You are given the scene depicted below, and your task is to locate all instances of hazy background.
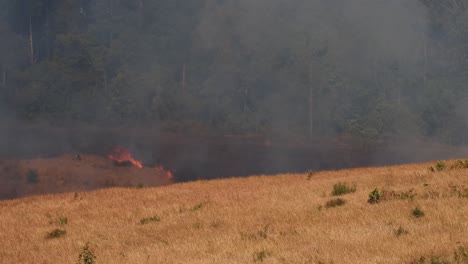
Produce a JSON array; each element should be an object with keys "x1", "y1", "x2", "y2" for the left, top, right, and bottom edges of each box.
[{"x1": 1, "y1": 0, "x2": 468, "y2": 181}]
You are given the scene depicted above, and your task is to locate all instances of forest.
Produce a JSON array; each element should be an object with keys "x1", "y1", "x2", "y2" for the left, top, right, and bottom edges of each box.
[{"x1": 0, "y1": 0, "x2": 467, "y2": 144}]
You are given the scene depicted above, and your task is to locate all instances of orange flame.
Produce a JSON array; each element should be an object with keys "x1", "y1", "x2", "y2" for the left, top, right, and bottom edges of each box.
[
  {"x1": 156, "y1": 165, "x2": 174, "y2": 180},
  {"x1": 107, "y1": 147, "x2": 143, "y2": 168}
]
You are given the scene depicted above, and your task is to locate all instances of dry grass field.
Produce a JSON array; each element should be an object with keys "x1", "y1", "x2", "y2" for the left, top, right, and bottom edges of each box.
[{"x1": 1, "y1": 160, "x2": 468, "y2": 263}]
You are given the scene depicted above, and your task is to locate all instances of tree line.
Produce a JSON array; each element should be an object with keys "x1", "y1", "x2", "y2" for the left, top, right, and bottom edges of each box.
[{"x1": 0, "y1": 0, "x2": 467, "y2": 144}]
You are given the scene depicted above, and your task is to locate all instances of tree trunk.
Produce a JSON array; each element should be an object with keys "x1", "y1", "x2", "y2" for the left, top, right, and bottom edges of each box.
[
  {"x1": 2, "y1": 64, "x2": 5, "y2": 86},
  {"x1": 182, "y1": 63, "x2": 186, "y2": 89},
  {"x1": 309, "y1": 84, "x2": 314, "y2": 138},
  {"x1": 45, "y1": 6, "x2": 50, "y2": 59},
  {"x1": 423, "y1": 36, "x2": 427, "y2": 88},
  {"x1": 108, "y1": 0, "x2": 114, "y2": 50},
  {"x1": 29, "y1": 15, "x2": 34, "y2": 65}
]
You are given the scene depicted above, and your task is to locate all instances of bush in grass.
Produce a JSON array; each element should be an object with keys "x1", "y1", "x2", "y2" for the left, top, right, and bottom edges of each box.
[
  {"x1": 412, "y1": 207, "x2": 425, "y2": 218},
  {"x1": 332, "y1": 182, "x2": 357, "y2": 196},
  {"x1": 46, "y1": 229, "x2": 66, "y2": 239},
  {"x1": 325, "y1": 198, "x2": 346, "y2": 208},
  {"x1": 368, "y1": 188, "x2": 382, "y2": 204},
  {"x1": 77, "y1": 242, "x2": 96, "y2": 264},
  {"x1": 139, "y1": 216, "x2": 160, "y2": 225}
]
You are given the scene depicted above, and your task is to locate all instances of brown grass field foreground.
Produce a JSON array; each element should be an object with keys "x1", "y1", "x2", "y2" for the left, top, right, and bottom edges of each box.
[{"x1": 1, "y1": 160, "x2": 468, "y2": 263}]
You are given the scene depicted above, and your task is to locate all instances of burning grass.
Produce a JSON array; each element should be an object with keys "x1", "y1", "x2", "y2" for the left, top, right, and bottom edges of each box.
[
  {"x1": 0, "y1": 153, "x2": 172, "y2": 199},
  {"x1": 0, "y1": 160, "x2": 468, "y2": 263}
]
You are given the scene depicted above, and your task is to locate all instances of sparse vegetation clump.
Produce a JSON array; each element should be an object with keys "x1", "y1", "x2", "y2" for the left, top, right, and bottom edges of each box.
[
  {"x1": 454, "y1": 245, "x2": 468, "y2": 263},
  {"x1": 191, "y1": 203, "x2": 203, "y2": 211},
  {"x1": 412, "y1": 245, "x2": 468, "y2": 264},
  {"x1": 241, "y1": 225, "x2": 269, "y2": 241},
  {"x1": 383, "y1": 188, "x2": 417, "y2": 201},
  {"x1": 429, "y1": 160, "x2": 468, "y2": 172},
  {"x1": 450, "y1": 160, "x2": 468, "y2": 170},
  {"x1": 58, "y1": 217, "x2": 68, "y2": 225},
  {"x1": 253, "y1": 250, "x2": 272, "y2": 262},
  {"x1": 139, "y1": 216, "x2": 160, "y2": 225},
  {"x1": 368, "y1": 188, "x2": 382, "y2": 204},
  {"x1": 394, "y1": 226, "x2": 409, "y2": 237},
  {"x1": 325, "y1": 198, "x2": 346, "y2": 208},
  {"x1": 26, "y1": 169, "x2": 39, "y2": 184},
  {"x1": 46, "y1": 229, "x2": 66, "y2": 239},
  {"x1": 77, "y1": 242, "x2": 96, "y2": 264},
  {"x1": 412, "y1": 207, "x2": 425, "y2": 218},
  {"x1": 436, "y1": 161, "x2": 446, "y2": 171},
  {"x1": 332, "y1": 182, "x2": 356, "y2": 196}
]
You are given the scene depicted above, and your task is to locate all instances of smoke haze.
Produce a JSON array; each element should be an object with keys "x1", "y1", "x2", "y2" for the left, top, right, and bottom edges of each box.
[{"x1": 0, "y1": 0, "x2": 467, "y2": 193}]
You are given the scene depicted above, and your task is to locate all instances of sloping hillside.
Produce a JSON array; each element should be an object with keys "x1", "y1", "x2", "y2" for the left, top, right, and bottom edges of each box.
[
  {"x1": 0, "y1": 154, "x2": 172, "y2": 199},
  {"x1": 1, "y1": 160, "x2": 468, "y2": 263}
]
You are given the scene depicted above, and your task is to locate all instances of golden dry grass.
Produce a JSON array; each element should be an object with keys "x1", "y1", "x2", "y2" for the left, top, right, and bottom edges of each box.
[{"x1": 1, "y1": 160, "x2": 468, "y2": 263}]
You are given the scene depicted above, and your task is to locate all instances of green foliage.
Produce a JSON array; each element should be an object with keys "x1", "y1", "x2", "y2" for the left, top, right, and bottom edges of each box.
[
  {"x1": 325, "y1": 198, "x2": 346, "y2": 208},
  {"x1": 77, "y1": 242, "x2": 96, "y2": 264},
  {"x1": 394, "y1": 226, "x2": 409, "y2": 237},
  {"x1": 253, "y1": 250, "x2": 272, "y2": 262},
  {"x1": 26, "y1": 169, "x2": 39, "y2": 184},
  {"x1": 436, "y1": 161, "x2": 446, "y2": 171},
  {"x1": 46, "y1": 229, "x2": 66, "y2": 239},
  {"x1": 332, "y1": 182, "x2": 357, "y2": 196},
  {"x1": 454, "y1": 245, "x2": 468, "y2": 263},
  {"x1": 412, "y1": 207, "x2": 425, "y2": 218},
  {"x1": 0, "y1": 0, "x2": 467, "y2": 143},
  {"x1": 58, "y1": 217, "x2": 68, "y2": 225},
  {"x1": 368, "y1": 188, "x2": 382, "y2": 204},
  {"x1": 139, "y1": 216, "x2": 160, "y2": 225}
]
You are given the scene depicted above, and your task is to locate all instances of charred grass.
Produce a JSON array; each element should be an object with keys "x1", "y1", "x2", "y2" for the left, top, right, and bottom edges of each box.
[{"x1": 0, "y1": 160, "x2": 468, "y2": 263}]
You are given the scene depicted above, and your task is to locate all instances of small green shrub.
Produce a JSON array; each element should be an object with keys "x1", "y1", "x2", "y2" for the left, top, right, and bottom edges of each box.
[
  {"x1": 394, "y1": 226, "x2": 409, "y2": 237},
  {"x1": 368, "y1": 188, "x2": 382, "y2": 204},
  {"x1": 26, "y1": 169, "x2": 39, "y2": 184},
  {"x1": 412, "y1": 207, "x2": 425, "y2": 218},
  {"x1": 325, "y1": 198, "x2": 346, "y2": 208},
  {"x1": 58, "y1": 217, "x2": 68, "y2": 225},
  {"x1": 454, "y1": 245, "x2": 468, "y2": 263},
  {"x1": 332, "y1": 182, "x2": 356, "y2": 196},
  {"x1": 253, "y1": 250, "x2": 271, "y2": 262},
  {"x1": 139, "y1": 216, "x2": 160, "y2": 225},
  {"x1": 77, "y1": 242, "x2": 96, "y2": 264},
  {"x1": 46, "y1": 229, "x2": 66, "y2": 239},
  {"x1": 435, "y1": 161, "x2": 446, "y2": 171}
]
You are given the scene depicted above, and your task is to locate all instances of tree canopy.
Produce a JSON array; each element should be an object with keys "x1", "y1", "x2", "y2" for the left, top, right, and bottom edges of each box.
[{"x1": 0, "y1": 0, "x2": 467, "y2": 144}]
